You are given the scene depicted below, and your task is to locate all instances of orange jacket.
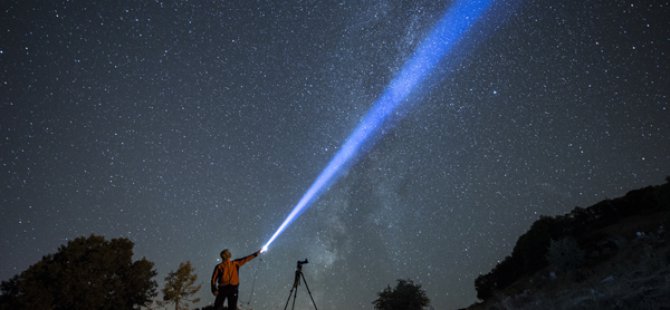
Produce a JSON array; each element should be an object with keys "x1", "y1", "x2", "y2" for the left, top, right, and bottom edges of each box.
[{"x1": 211, "y1": 252, "x2": 258, "y2": 291}]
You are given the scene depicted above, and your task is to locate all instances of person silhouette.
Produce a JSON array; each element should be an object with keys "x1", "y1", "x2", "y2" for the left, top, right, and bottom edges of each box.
[{"x1": 210, "y1": 248, "x2": 261, "y2": 310}]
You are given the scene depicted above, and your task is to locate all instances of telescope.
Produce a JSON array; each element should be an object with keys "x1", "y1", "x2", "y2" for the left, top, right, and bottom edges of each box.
[{"x1": 284, "y1": 258, "x2": 318, "y2": 310}]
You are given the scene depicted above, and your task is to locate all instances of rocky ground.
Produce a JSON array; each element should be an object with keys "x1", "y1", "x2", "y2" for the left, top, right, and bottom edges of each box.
[{"x1": 465, "y1": 216, "x2": 670, "y2": 309}]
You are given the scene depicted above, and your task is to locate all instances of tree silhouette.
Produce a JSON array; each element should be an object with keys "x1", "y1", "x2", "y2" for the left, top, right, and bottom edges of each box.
[
  {"x1": 373, "y1": 279, "x2": 430, "y2": 310},
  {"x1": 0, "y1": 235, "x2": 157, "y2": 310},
  {"x1": 162, "y1": 261, "x2": 202, "y2": 310}
]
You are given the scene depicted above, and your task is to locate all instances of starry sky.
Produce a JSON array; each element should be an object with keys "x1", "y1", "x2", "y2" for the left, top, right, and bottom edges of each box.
[{"x1": 1, "y1": 0, "x2": 669, "y2": 309}]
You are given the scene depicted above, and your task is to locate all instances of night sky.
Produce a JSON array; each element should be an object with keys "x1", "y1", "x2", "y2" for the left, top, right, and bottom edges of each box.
[{"x1": 1, "y1": 0, "x2": 669, "y2": 309}]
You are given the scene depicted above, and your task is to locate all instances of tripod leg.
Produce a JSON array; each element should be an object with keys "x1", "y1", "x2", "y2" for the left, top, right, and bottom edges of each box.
[
  {"x1": 291, "y1": 285, "x2": 298, "y2": 310},
  {"x1": 300, "y1": 272, "x2": 318, "y2": 310},
  {"x1": 283, "y1": 286, "x2": 295, "y2": 310}
]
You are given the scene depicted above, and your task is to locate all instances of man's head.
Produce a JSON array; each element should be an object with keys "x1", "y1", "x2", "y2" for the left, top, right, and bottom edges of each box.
[{"x1": 220, "y1": 249, "x2": 232, "y2": 261}]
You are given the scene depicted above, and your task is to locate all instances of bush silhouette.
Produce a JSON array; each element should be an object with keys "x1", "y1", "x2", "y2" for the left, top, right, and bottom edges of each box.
[{"x1": 373, "y1": 279, "x2": 430, "y2": 310}]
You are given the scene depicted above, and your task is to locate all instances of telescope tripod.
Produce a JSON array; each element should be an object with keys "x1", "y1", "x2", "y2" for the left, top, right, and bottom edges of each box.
[{"x1": 283, "y1": 260, "x2": 318, "y2": 310}]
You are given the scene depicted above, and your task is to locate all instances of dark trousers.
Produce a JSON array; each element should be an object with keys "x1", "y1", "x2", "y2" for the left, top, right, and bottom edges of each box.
[{"x1": 214, "y1": 285, "x2": 239, "y2": 310}]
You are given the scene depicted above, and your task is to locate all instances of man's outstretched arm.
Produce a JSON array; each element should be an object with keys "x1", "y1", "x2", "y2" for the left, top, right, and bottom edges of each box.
[{"x1": 235, "y1": 249, "x2": 261, "y2": 266}]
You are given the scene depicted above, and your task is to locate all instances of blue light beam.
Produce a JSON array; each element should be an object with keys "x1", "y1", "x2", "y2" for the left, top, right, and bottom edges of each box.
[{"x1": 262, "y1": 0, "x2": 495, "y2": 253}]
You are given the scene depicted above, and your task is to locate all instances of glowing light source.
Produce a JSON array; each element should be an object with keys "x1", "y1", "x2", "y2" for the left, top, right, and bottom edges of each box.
[{"x1": 262, "y1": 0, "x2": 495, "y2": 252}]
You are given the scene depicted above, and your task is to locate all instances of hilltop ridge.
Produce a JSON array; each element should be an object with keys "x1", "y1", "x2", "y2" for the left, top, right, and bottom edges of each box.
[{"x1": 464, "y1": 178, "x2": 670, "y2": 309}]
